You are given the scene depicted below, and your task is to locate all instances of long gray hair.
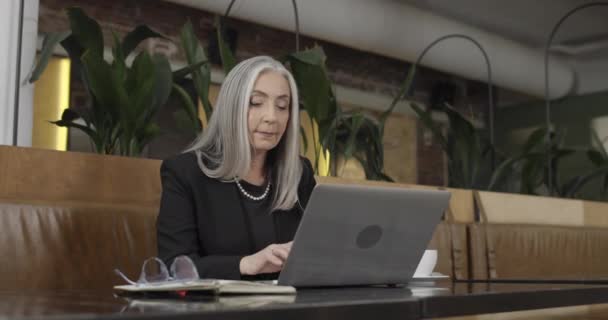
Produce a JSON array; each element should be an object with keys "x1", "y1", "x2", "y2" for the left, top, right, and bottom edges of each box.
[{"x1": 185, "y1": 56, "x2": 302, "y2": 212}]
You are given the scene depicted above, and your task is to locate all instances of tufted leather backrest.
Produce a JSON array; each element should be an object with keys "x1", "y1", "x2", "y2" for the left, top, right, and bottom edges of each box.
[
  {"x1": 0, "y1": 201, "x2": 157, "y2": 292},
  {"x1": 468, "y1": 223, "x2": 608, "y2": 280},
  {"x1": 428, "y1": 222, "x2": 469, "y2": 280}
]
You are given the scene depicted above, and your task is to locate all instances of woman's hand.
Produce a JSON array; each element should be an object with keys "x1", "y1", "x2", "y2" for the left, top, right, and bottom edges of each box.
[{"x1": 239, "y1": 242, "x2": 293, "y2": 275}]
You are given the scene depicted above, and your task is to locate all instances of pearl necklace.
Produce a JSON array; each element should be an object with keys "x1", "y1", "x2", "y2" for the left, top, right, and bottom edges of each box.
[{"x1": 235, "y1": 178, "x2": 271, "y2": 201}]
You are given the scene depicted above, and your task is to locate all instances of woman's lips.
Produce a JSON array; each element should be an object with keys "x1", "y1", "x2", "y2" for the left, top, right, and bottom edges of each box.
[{"x1": 255, "y1": 131, "x2": 276, "y2": 138}]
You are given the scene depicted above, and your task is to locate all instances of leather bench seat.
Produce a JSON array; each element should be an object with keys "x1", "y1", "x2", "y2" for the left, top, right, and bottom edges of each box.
[
  {"x1": 429, "y1": 222, "x2": 469, "y2": 280},
  {"x1": 0, "y1": 201, "x2": 157, "y2": 291},
  {"x1": 469, "y1": 223, "x2": 608, "y2": 280},
  {"x1": 0, "y1": 146, "x2": 473, "y2": 290}
]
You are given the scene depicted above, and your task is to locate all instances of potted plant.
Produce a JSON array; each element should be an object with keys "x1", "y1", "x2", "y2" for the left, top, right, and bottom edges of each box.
[{"x1": 30, "y1": 7, "x2": 205, "y2": 156}]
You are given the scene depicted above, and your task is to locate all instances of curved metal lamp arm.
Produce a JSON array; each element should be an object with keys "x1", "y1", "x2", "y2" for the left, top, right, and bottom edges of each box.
[
  {"x1": 411, "y1": 34, "x2": 495, "y2": 167},
  {"x1": 224, "y1": 0, "x2": 301, "y2": 52},
  {"x1": 544, "y1": 1, "x2": 608, "y2": 194}
]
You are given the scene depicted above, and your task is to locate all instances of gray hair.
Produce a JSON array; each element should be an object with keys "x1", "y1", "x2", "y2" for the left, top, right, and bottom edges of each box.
[{"x1": 185, "y1": 56, "x2": 302, "y2": 212}]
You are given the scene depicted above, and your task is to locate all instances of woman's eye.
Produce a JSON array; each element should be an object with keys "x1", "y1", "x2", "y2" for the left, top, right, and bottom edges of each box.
[
  {"x1": 250, "y1": 100, "x2": 263, "y2": 106},
  {"x1": 276, "y1": 100, "x2": 289, "y2": 110}
]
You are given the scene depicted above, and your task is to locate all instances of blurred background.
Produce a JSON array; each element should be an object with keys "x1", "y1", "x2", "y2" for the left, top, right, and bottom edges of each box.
[{"x1": 4, "y1": 0, "x2": 608, "y2": 202}]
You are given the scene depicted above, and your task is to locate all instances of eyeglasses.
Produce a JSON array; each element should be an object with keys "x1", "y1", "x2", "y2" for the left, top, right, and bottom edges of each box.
[{"x1": 114, "y1": 255, "x2": 199, "y2": 286}]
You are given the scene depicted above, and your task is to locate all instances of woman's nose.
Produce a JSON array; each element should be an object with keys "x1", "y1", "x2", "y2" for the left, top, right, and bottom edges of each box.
[{"x1": 262, "y1": 103, "x2": 277, "y2": 122}]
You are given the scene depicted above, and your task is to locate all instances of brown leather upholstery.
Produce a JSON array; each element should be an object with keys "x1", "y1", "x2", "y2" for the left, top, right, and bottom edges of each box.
[
  {"x1": 0, "y1": 201, "x2": 157, "y2": 291},
  {"x1": 468, "y1": 224, "x2": 489, "y2": 280},
  {"x1": 469, "y1": 223, "x2": 608, "y2": 280},
  {"x1": 0, "y1": 146, "x2": 479, "y2": 290},
  {"x1": 428, "y1": 222, "x2": 469, "y2": 280},
  {"x1": 0, "y1": 146, "x2": 161, "y2": 291}
]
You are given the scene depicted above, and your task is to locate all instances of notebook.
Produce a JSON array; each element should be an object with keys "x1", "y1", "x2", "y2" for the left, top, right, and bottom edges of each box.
[{"x1": 113, "y1": 279, "x2": 296, "y2": 295}]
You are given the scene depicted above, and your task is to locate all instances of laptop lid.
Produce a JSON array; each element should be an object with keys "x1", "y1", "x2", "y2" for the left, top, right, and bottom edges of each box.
[{"x1": 278, "y1": 183, "x2": 450, "y2": 287}]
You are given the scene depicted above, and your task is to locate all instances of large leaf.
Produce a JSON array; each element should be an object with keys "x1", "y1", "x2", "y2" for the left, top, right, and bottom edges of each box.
[
  {"x1": 329, "y1": 110, "x2": 391, "y2": 181},
  {"x1": 287, "y1": 46, "x2": 337, "y2": 142},
  {"x1": 126, "y1": 51, "x2": 157, "y2": 122},
  {"x1": 520, "y1": 153, "x2": 545, "y2": 194},
  {"x1": 590, "y1": 129, "x2": 608, "y2": 158},
  {"x1": 56, "y1": 108, "x2": 81, "y2": 122},
  {"x1": 172, "y1": 84, "x2": 201, "y2": 133},
  {"x1": 523, "y1": 127, "x2": 548, "y2": 154},
  {"x1": 445, "y1": 104, "x2": 481, "y2": 188},
  {"x1": 361, "y1": 118, "x2": 387, "y2": 180},
  {"x1": 59, "y1": 34, "x2": 85, "y2": 63},
  {"x1": 67, "y1": 7, "x2": 104, "y2": 58},
  {"x1": 29, "y1": 31, "x2": 71, "y2": 83},
  {"x1": 300, "y1": 125, "x2": 309, "y2": 154},
  {"x1": 134, "y1": 122, "x2": 162, "y2": 154},
  {"x1": 172, "y1": 60, "x2": 208, "y2": 81},
  {"x1": 122, "y1": 25, "x2": 166, "y2": 58},
  {"x1": 343, "y1": 112, "x2": 365, "y2": 160},
  {"x1": 410, "y1": 102, "x2": 447, "y2": 149},
  {"x1": 488, "y1": 155, "x2": 524, "y2": 190},
  {"x1": 111, "y1": 32, "x2": 127, "y2": 83},
  {"x1": 588, "y1": 150, "x2": 608, "y2": 167},
  {"x1": 139, "y1": 54, "x2": 173, "y2": 130},
  {"x1": 125, "y1": 51, "x2": 153, "y2": 93},
  {"x1": 80, "y1": 50, "x2": 130, "y2": 131},
  {"x1": 214, "y1": 16, "x2": 238, "y2": 74},
  {"x1": 550, "y1": 148, "x2": 577, "y2": 195},
  {"x1": 180, "y1": 20, "x2": 212, "y2": 121},
  {"x1": 487, "y1": 149, "x2": 546, "y2": 191},
  {"x1": 132, "y1": 80, "x2": 157, "y2": 132},
  {"x1": 173, "y1": 109, "x2": 201, "y2": 134},
  {"x1": 51, "y1": 109, "x2": 102, "y2": 152},
  {"x1": 561, "y1": 165, "x2": 608, "y2": 198}
]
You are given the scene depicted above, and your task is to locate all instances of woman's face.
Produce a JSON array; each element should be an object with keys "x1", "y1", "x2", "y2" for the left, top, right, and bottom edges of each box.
[{"x1": 248, "y1": 70, "x2": 291, "y2": 154}]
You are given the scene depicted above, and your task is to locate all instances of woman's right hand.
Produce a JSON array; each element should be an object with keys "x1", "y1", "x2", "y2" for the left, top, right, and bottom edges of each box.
[{"x1": 239, "y1": 242, "x2": 293, "y2": 276}]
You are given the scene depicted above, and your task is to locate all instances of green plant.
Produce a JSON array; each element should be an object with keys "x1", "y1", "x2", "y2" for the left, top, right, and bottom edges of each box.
[
  {"x1": 408, "y1": 99, "x2": 491, "y2": 189},
  {"x1": 170, "y1": 20, "x2": 211, "y2": 134},
  {"x1": 488, "y1": 127, "x2": 608, "y2": 199},
  {"x1": 285, "y1": 47, "x2": 394, "y2": 181},
  {"x1": 30, "y1": 8, "x2": 204, "y2": 156},
  {"x1": 187, "y1": 15, "x2": 395, "y2": 181},
  {"x1": 488, "y1": 128, "x2": 572, "y2": 194},
  {"x1": 566, "y1": 130, "x2": 608, "y2": 200}
]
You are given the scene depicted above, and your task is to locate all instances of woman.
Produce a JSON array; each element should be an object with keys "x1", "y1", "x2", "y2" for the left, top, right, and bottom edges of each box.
[{"x1": 157, "y1": 56, "x2": 316, "y2": 280}]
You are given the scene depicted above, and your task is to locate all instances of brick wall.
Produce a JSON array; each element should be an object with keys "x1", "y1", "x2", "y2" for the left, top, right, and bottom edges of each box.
[{"x1": 38, "y1": 0, "x2": 499, "y2": 186}]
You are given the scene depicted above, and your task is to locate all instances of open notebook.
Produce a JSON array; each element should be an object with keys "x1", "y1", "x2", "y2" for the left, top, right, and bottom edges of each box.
[{"x1": 114, "y1": 279, "x2": 296, "y2": 295}]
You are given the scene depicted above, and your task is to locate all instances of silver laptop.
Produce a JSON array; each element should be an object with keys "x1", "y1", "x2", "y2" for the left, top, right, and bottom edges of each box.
[{"x1": 278, "y1": 183, "x2": 450, "y2": 287}]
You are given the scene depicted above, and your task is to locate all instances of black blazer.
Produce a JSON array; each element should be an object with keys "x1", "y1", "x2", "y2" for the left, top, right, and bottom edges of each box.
[{"x1": 156, "y1": 152, "x2": 316, "y2": 280}]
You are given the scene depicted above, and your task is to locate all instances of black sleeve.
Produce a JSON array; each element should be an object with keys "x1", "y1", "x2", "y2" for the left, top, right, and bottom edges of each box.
[
  {"x1": 299, "y1": 157, "x2": 317, "y2": 209},
  {"x1": 156, "y1": 158, "x2": 244, "y2": 280}
]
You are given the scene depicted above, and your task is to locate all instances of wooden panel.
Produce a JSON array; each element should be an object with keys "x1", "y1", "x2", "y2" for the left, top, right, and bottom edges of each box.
[
  {"x1": 317, "y1": 175, "x2": 401, "y2": 187},
  {"x1": 382, "y1": 113, "x2": 417, "y2": 184},
  {"x1": 480, "y1": 224, "x2": 608, "y2": 280},
  {"x1": 0, "y1": 146, "x2": 477, "y2": 221},
  {"x1": 475, "y1": 191, "x2": 584, "y2": 226},
  {"x1": 0, "y1": 147, "x2": 10, "y2": 198},
  {"x1": 467, "y1": 224, "x2": 489, "y2": 280},
  {"x1": 428, "y1": 223, "x2": 454, "y2": 278},
  {"x1": 0, "y1": 146, "x2": 162, "y2": 207},
  {"x1": 317, "y1": 176, "x2": 474, "y2": 223},
  {"x1": 448, "y1": 189, "x2": 474, "y2": 223},
  {"x1": 583, "y1": 200, "x2": 608, "y2": 227}
]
